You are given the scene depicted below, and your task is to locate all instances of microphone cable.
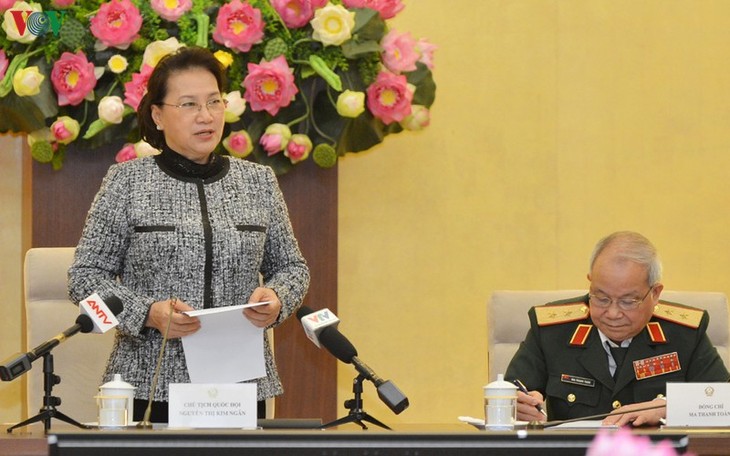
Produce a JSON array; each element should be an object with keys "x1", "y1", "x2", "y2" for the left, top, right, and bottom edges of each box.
[{"x1": 137, "y1": 298, "x2": 176, "y2": 429}]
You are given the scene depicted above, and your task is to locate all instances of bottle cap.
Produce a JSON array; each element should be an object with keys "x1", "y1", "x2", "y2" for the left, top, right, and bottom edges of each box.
[
  {"x1": 100, "y1": 373, "x2": 136, "y2": 390},
  {"x1": 483, "y1": 374, "x2": 518, "y2": 397}
]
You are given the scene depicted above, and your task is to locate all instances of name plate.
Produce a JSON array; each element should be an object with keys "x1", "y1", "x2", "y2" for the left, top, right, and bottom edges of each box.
[
  {"x1": 666, "y1": 382, "x2": 730, "y2": 427},
  {"x1": 168, "y1": 383, "x2": 257, "y2": 429}
]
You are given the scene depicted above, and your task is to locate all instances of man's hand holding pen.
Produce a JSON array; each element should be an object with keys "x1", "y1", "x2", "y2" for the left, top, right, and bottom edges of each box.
[{"x1": 513, "y1": 379, "x2": 548, "y2": 422}]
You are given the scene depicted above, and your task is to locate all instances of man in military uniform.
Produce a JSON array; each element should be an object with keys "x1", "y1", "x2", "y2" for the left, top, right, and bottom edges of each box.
[{"x1": 505, "y1": 231, "x2": 730, "y2": 426}]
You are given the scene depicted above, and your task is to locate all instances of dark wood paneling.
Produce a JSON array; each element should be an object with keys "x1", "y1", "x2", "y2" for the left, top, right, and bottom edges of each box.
[
  {"x1": 276, "y1": 159, "x2": 337, "y2": 422},
  {"x1": 31, "y1": 145, "x2": 337, "y2": 422}
]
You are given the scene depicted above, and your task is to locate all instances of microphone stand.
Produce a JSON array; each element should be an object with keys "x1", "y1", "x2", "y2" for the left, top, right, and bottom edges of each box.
[
  {"x1": 7, "y1": 353, "x2": 91, "y2": 433},
  {"x1": 320, "y1": 374, "x2": 391, "y2": 430}
]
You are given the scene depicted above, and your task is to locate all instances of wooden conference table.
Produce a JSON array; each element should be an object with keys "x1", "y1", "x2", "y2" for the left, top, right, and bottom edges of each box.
[{"x1": 2, "y1": 422, "x2": 730, "y2": 455}]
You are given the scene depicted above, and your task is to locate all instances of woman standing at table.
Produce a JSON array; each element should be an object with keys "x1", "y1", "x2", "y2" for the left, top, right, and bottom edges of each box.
[{"x1": 68, "y1": 47, "x2": 310, "y2": 422}]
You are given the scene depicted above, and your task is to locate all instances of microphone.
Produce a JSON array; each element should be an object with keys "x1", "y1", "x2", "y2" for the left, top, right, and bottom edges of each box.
[
  {"x1": 0, "y1": 294, "x2": 123, "y2": 382},
  {"x1": 526, "y1": 404, "x2": 667, "y2": 430},
  {"x1": 298, "y1": 307, "x2": 341, "y2": 350},
  {"x1": 296, "y1": 306, "x2": 410, "y2": 414},
  {"x1": 78, "y1": 292, "x2": 122, "y2": 333}
]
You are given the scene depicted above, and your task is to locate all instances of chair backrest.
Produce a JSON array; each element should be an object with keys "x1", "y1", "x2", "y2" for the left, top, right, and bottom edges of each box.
[
  {"x1": 25, "y1": 247, "x2": 116, "y2": 423},
  {"x1": 487, "y1": 289, "x2": 730, "y2": 382},
  {"x1": 25, "y1": 247, "x2": 277, "y2": 421}
]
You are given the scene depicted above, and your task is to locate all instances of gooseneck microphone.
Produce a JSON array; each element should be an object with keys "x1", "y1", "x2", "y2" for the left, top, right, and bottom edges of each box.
[
  {"x1": 296, "y1": 306, "x2": 410, "y2": 414},
  {"x1": 0, "y1": 294, "x2": 123, "y2": 381}
]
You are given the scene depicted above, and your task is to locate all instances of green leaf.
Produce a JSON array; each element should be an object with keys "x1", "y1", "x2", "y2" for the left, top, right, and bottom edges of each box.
[
  {"x1": 336, "y1": 113, "x2": 385, "y2": 154},
  {"x1": 407, "y1": 63, "x2": 437, "y2": 108},
  {"x1": 352, "y1": 8, "x2": 385, "y2": 41},
  {"x1": 83, "y1": 118, "x2": 109, "y2": 139},
  {"x1": 0, "y1": 92, "x2": 51, "y2": 134},
  {"x1": 341, "y1": 40, "x2": 382, "y2": 59}
]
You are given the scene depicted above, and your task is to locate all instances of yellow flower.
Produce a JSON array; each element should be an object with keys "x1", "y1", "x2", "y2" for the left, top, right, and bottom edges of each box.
[
  {"x1": 310, "y1": 3, "x2": 355, "y2": 47},
  {"x1": 142, "y1": 38, "x2": 184, "y2": 68},
  {"x1": 336, "y1": 90, "x2": 365, "y2": 118},
  {"x1": 214, "y1": 50, "x2": 233, "y2": 69},
  {"x1": 13, "y1": 66, "x2": 44, "y2": 96},
  {"x1": 108, "y1": 55, "x2": 128, "y2": 74},
  {"x1": 2, "y1": 1, "x2": 42, "y2": 44}
]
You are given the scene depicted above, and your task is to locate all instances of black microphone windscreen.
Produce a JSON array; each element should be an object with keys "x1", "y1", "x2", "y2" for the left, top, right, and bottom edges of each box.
[
  {"x1": 75, "y1": 314, "x2": 95, "y2": 333},
  {"x1": 105, "y1": 295, "x2": 124, "y2": 315},
  {"x1": 296, "y1": 306, "x2": 314, "y2": 320},
  {"x1": 318, "y1": 327, "x2": 357, "y2": 363}
]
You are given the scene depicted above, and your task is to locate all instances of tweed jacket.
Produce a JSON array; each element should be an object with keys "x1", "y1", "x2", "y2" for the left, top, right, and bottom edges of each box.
[
  {"x1": 68, "y1": 155, "x2": 310, "y2": 401},
  {"x1": 505, "y1": 295, "x2": 730, "y2": 420}
]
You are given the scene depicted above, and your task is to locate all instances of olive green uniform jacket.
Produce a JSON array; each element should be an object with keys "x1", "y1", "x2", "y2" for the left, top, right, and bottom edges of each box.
[{"x1": 505, "y1": 295, "x2": 730, "y2": 420}]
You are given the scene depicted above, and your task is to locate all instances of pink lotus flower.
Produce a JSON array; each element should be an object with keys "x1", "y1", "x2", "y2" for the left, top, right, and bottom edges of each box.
[
  {"x1": 374, "y1": 0, "x2": 404, "y2": 19},
  {"x1": 123, "y1": 64, "x2": 154, "y2": 111},
  {"x1": 0, "y1": 50, "x2": 8, "y2": 80},
  {"x1": 259, "y1": 123, "x2": 291, "y2": 156},
  {"x1": 90, "y1": 0, "x2": 143, "y2": 49},
  {"x1": 381, "y1": 29, "x2": 418, "y2": 74},
  {"x1": 50, "y1": 116, "x2": 80, "y2": 144},
  {"x1": 400, "y1": 105, "x2": 430, "y2": 131},
  {"x1": 416, "y1": 38, "x2": 437, "y2": 70},
  {"x1": 366, "y1": 71, "x2": 412, "y2": 125},
  {"x1": 587, "y1": 428, "x2": 684, "y2": 456},
  {"x1": 272, "y1": 0, "x2": 327, "y2": 29},
  {"x1": 285, "y1": 134, "x2": 312, "y2": 163},
  {"x1": 0, "y1": 0, "x2": 16, "y2": 12},
  {"x1": 115, "y1": 143, "x2": 137, "y2": 163},
  {"x1": 213, "y1": 0, "x2": 265, "y2": 53},
  {"x1": 151, "y1": 0, "x2": 192, "y2": 22},
  {"x1": 223, "y1": 130, "x2": 253, "y2": 158},
  {"x1": 342, "y1": 0, "x2": 404, "y2": 19},
  {"x1": 242, "y1": 56, "x2": 299, "y2": 116},
  {"x1": 51, "y1": 51, "x2": 97, "y2": 106}
]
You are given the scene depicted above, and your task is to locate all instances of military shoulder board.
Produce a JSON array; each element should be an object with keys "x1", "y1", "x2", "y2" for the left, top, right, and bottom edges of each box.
[
  {"x1": 535, "y1": 302, "x2": 589, "y2": 327},
  {"x1": 652, "y1": 302, "x2": 703, "y2": 329}
]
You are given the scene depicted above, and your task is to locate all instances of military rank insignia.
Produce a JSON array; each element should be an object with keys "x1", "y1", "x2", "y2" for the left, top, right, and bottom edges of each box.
[
  {"x1": 569, "y1": 324, "x2": 593, "y2": 346},
  {"x1": 645, "y1": 322, "x2": 667, "y2": 343},
  {"x1": 535, "y1": 302, "x2": 589, "y2": 326},
  {"x1": 652, "y1": 302, "x2": 703, "y2": 328},
  {"x1": 633, "y1": 352, "x2": 681, "y2": 380}
]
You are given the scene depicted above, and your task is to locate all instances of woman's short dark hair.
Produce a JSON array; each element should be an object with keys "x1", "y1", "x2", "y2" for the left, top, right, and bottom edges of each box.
[{"x1": 137, "y1": 46, "x2": 227, "y2": 149}]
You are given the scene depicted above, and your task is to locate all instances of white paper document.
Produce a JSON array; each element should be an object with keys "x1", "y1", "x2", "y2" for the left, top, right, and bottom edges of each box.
[
  {"x1": 546, "y1": 420, "x2": 618, "y2": 430},
  {"x1": 181, "y1": 303, "x2": 268, "y2": 383}
]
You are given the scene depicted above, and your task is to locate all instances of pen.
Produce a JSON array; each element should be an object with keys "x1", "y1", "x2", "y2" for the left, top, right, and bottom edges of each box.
[{"x1": 512, "y1": 379, "x2": 548, "y2": 417}]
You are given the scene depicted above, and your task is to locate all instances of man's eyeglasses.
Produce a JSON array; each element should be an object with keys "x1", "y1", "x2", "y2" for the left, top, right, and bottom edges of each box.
[
  {"x1": 158, "y1": 98, "x2": 228, "y2": 114},
  {"x1": 588, "y1": 286, "x2": 654, "y2": 311}
]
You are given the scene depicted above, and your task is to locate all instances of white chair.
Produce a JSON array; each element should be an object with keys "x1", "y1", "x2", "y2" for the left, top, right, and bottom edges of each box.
[
  {"x1": 25, "y1": 247, "x2": 115, "y2": 424},
  {"x1": 487, "y1": 290, "x2": 730, "y2": 382}
]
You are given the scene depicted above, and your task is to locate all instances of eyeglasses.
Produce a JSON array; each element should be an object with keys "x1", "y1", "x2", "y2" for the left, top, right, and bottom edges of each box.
[
  {"x1": 158, "y1": 98, "x2": 228, "y2": 114},
  {"x1": 588, "y1": 286, "x2": 654, "y2": 311}
]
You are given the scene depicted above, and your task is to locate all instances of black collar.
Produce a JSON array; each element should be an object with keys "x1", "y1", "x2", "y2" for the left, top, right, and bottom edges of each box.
[{"x1": 155, "y1": 145, "x2": 226, "y2": 180}]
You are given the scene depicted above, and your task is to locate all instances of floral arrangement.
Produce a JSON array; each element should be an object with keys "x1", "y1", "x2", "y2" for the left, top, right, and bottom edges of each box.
[
  {"x1": 587, "y1": 428, "x2": 692, "y2": 456},
  {"x1": 0, "y1": 0, "x2": 436, "y2": 174}
]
